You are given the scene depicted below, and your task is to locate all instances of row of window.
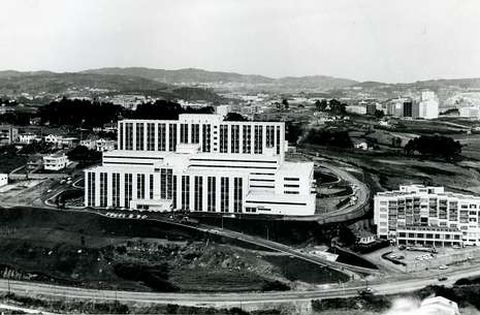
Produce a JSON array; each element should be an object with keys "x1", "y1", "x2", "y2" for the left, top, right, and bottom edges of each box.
[{"x1": 119, "y1": 122, "x2": 282, "y2": 154}]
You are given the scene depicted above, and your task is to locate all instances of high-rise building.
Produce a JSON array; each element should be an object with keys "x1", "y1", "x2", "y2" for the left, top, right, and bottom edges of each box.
[
  {"x1": 374, "y1": 185, "x2": 480, "y2": 246},
  {"x1": 418, "y1": 90, "x2": 439, "y2": 119},
  {"x1": 84, "y1": 113, "x2": 316, "y2": 216}
]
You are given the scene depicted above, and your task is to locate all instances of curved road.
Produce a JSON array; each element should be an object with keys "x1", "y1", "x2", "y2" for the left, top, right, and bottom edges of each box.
[{"x1": 1, "y1": 265, "x2": 479, "y2": 308}]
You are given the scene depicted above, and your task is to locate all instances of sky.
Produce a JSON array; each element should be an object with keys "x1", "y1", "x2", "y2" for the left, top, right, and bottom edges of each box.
[{"x1": 1, "y1": 0, "x2": 480, "y2": 83}]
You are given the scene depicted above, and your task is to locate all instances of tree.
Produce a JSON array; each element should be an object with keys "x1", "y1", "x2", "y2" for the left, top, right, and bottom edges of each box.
[
  {"x1": 329, "y1": 99, "x2": 347, "y2": 115},
  {"x1": 223, "y1": 112, "x2": 249, "y2": 121},
  {"x1": 282, "y1": 99, "x2": 289, "y2": 110},
  {"x1": 303, "y1": 129, "x2": 353, "y2": 148},
  {"x1": 374, "y1": 110, "x2": 385, "y2": 119},
  {"x1": 315, "y1": 99, "x2": 328, "y2": 111},
  {"x1": 67, "y1": 145, "x2": 102, "y2": 164},
  {"x1": 404, "y1": 135, "x2": 462, "y2": 160}
]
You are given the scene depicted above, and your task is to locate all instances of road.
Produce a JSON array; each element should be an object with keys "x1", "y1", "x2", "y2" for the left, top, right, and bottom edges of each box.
[
  {"x1": 294, "y1": 151, "x2": 371, "y2": 224},
  {"x1": 1, "y1": 265, "x2": 479, "y2": 308}
]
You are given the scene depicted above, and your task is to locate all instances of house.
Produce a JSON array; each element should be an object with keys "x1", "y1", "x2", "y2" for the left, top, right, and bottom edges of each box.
[
  {"x1": 353, "y1": 139, "x2": 369, "y2": 150},
  {"x1": 0, "y1": 173, "x2": 8, "y2": 187},
  {"x1": 356, "y1": 230, "x2": 377, "y2": 245},
  {"x1": 43, "y1": 153, "x2": 70, "y2": 171}
]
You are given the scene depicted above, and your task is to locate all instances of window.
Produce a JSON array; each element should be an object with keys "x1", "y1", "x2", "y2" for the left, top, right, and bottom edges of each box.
[
  {"x1": 266, "y1": 125, "x2": 275, "y2": 148},
  {"x1": 231, "y1": 125, "x2": 240, "y2": 153},
  {"x1": 112, "y1": 173, "x2": 120, "y2": 208},
  {"x1": 172, "y1": 175, "x2": 177, "y2": 208},
  {"x1": 180, "y1": 123, "x2": 189, "y2": 143},
  {"x1": 181, "y1": 175, "x2": 190, "y2": 210},
  {"x1": 158, "y1": 123, "x2": 166, "y2": 151},
  {"x1": 149, "y1": 174, "x2": 154, "y2": 199},
  {"x1": 276, "y1": 126, "x2": 281, "y2": 155},
  {"x1": 100, "y1": 172, "x2": 108, "y2": 207},
  {"x1": 202, "y1": 124, "x2": 211, "y2": 152},
  {"x1": 220, "y1": 125, "x2": 228, "y2": 153},
  {"x1": 136, "y1": 123, "x2": 144, "y2": 150},
  {"x1": 192, "y1": 124, "x2": 200, "y2": 144},
  {"x1": 242, "y1": 125, "x2": 251, "y2": 153},
  {"x1": 169, "y1": 123, "x2": 177, "y2": 151},
  {"x1": 119, "y1": 123, "x2": 124, "y2": 150},
  {"x1": 124, "y1": 173, "x2": 132, "y2": 208},
  {"x1": 125, "y1": 123, "x2": 133, "y2": 150},
  {"x1": 254, "y1": 125, "x2": 263, "y2": 154},
  {"x1": 207, "y1": 176, "x2": 216, "y2": 212},
  {"x1": 87, "y1": 172, "x2": 96, "y2": 207},
  {"x1": 194, "y1": 176, "x2": 203, "y2": 211},
  {"x1": 147, "y1": 123, "x2": 155, "y2": 151},
  {"x1": 221, "y1": 177, "x2": 229, "y2": 212},
  {"x1": 137, "y1": 174, "x2": 145, "y2": 199},
  {"x1": 234, "y1": 177, "x2": 243, "y2": 213}
]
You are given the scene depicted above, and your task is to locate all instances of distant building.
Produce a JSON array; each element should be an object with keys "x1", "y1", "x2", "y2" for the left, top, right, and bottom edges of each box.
[
  {"x1": 418, "y1": 90, "x2": 439, "y2": 119},
  {"x1": 0, "y1": 173, "x2": 8, "y2": 187},
  {"x1": 366, "y1": 103, "x2": 378, "y2": 115},
  {"x1": 18, "y1": 133, "x2": 41, "y2": 144},
  {"x1": 44, "y1": 134, "x2": 79, "y2": 149},
  {"x1": 80, "y1": 138, "x2": 116, "y2": 152},
  {"x1": 345, "y1": 105, "x2": 367, "y2": 115},
  {"x1": 459, "y1": 105, "x2": 480, "y2": 119},
  {"x1": 374, "y1": 185, "x2": 480, "y2": 247},
  {"x1": 43, "y1": 153, "x2": 70, "y2": 171},
  {"x1": 0, "y1": 125, "x2": 18, "y2": 145}
]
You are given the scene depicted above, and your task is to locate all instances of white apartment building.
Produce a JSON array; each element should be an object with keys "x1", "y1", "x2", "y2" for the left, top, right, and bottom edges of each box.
[
  {"x1": 418, "y1": 90, "x2": 439, "y2": 119},
  {"x1": 43, "y1": 153, "x2": 70, "y2": 171},
  {"x1": 374, "y1": 185, "x2": 480, "y2": 247},
  {"x1": 84, "y1": 113, "x2": 316, "y2": 216}
]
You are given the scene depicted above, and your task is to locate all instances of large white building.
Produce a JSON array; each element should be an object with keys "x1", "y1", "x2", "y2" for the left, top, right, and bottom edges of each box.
[
  {"x1": 43, "y1": 153, "x2": 70, "y2": 171},
  {"x1": 374, "y1": 185, "x2": 480, "y2": 247},
  {"x1": 84, "y1": 114, "x2": 316, "y2": 216}
]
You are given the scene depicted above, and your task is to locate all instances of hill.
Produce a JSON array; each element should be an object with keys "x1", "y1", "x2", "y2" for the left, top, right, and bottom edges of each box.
[
  {"x1": 82, "y1": 67, "x2": 358, "y2": 92},
  {"x1": 0, "y1": 72, "x2": 224, "y2": 103}
]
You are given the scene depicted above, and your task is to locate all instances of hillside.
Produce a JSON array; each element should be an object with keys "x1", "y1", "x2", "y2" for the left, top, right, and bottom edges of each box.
[{"x1": 0, "y1": 72, "x2": 224, "y2": 103}]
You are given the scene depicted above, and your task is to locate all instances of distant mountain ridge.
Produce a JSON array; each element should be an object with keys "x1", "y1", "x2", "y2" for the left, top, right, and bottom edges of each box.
[{"x1": 81, "y1": 67, "x2": 358, "y2": 91}]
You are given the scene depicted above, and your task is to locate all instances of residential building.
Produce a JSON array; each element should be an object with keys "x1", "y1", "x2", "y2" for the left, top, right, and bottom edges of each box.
[
  {"x1": 80, "y1": 138, "x2": 116, "y2": 152},
  {"x1": 18, "y1": 133, "x2": 41, "y2": 144},
  {"x1": 44, "y1": 134, "x2": 79, "y2": 149},
  {"x1": 84, "y1": 113, "x2": 316, "y2": 215},
  {"x1": 43, "y1": 153, "x2": 70, "y2": 171},
  {"x1": 0, "y1": 125, "x2": 18, "y2": 145},
  {"x1": 374, "y1": 185, "x2": 480, "y2": 246}
]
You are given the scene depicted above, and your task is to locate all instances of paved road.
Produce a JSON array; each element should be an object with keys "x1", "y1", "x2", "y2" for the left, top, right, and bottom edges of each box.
[{"x1": 1, "y1": 265, "x2": 479, "y2": 307}]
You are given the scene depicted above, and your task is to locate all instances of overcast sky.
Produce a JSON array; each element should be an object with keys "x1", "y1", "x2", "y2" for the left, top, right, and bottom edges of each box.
[{"x1": 1, "y1": 0, "x2": 479, "y2": 83}]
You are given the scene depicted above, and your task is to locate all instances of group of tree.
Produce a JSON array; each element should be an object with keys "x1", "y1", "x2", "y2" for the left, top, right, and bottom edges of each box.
[
  {"x1": 223, "y1": 112, "x2": 249, "y2": 121},
  {"x1": 285, "y1": 121, "x2": 303, "y2": 145},
  {"x1": 314, "y1": 99, "x2": 347, "y2": 115},
  {"x1": 38, "y1": 98, "x2": 216, "y2": 128},
  {"x1": 303, "y1": 129, "x2": 353, "y2": 148},
  {"x1": 39, "y1": 97, "x2": 123, "y2": 127},
  {"x1": 125, "y1": 100, "x2": 214, "y2": 120},
  {"x1": 67, "y1": 145, "x2": 102, "y2": 165},
  {"x1": 274, "y1": 99, "x2": 290, "y2": 111},
  {"x1": 404, "y1": 135, "x2": 462, "y2": 160}
]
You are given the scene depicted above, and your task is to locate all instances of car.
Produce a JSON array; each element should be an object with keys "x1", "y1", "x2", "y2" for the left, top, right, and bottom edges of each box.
[
  {"x1": 438, "y1": 277, "x2": 448, "y2": 282},
  {"x1": 47, "y1": 189, "x2": 53, "y2": 193},
  {"x1": 398, "y1": 245, "x2": 406, "y2": 250},
  {"x1": 439, "y1": 265, "x2": 448, "y2": 270},
  {"x1": 358, "y1": 287, "x2": 374, "y2": 295},
  {"x1": 452, "y1": 245, "x2": 461, "y2": 249}
]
